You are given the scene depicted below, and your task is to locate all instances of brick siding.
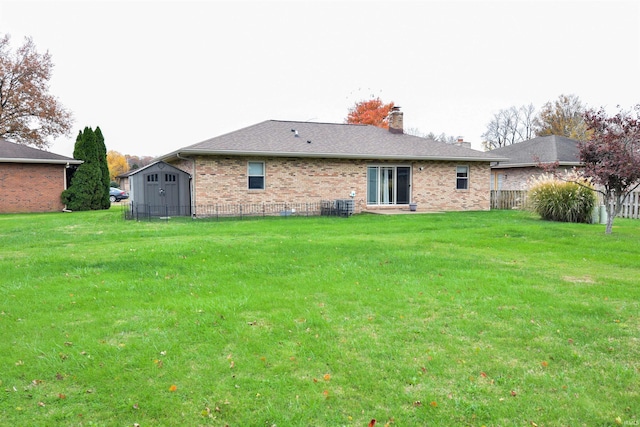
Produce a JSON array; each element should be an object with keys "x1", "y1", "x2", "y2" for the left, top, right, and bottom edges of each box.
[
  {"x1": 169, "y1": 156, "x2": 491, "y2": 214},
  {"x1": 0, "y1": 163, "x2": 66, "y2": 213},
  {"x1": 492, "y1": 166, "x2": 577, "y2": 191}
]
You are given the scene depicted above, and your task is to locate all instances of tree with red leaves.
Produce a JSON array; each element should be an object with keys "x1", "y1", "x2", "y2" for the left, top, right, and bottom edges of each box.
[
  {"x1": 345, "y1": 98, "x2": 394, "y2": 129},
  {"x1": 580, "y1": 105, "x2": 640, "y2": 234}
]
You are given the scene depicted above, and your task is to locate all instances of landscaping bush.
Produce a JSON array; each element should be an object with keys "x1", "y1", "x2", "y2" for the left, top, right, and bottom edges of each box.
[{"x1": 528, "y1": 174, "x2": 596, "y2": 223}]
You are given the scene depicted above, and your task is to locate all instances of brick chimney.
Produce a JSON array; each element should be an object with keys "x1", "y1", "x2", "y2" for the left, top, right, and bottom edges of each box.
[
  {"x1": 456, "y1": 137, "x2": 471, "y2": 149},
  {"x1": 388, "y1": 106, "x2": 403, "y2": 134}
]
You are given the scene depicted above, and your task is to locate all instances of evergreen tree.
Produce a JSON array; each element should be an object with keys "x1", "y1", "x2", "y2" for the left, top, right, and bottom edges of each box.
[
  {"x1": 94, "y1": 127, "x2": 111, "y2": 209},
  {"x1": 61, "y1": 127, "x2": 109, "y2": 211}
]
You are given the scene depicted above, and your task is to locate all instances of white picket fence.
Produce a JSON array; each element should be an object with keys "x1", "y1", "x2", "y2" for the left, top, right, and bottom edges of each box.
[
  {"x1": 491, "y1": 190, "x2": 640, "y2": 219},
  {"x1": 619, "y1": 190, "x2": 640, "y2": 219}
]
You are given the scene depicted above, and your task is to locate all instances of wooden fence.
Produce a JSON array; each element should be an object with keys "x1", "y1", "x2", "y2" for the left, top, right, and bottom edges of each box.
[
  {"x1": 491, "y1": 190, "x2": 640, "y2": 219},
  {"x1": 490, "y1": 190, "x2": 528, "y2": 210}
]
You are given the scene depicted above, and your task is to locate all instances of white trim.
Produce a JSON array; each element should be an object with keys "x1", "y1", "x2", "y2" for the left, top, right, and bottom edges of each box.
[
  {"x1": 247, "y1": 161, "x2": 265, "y2": 190},
  {"x1": 366, "y1": 164, "x2": 412, "y2": 206},
  {"x1": 0, "y1": 157, "x2": 82, "y2": 165},
  {"x1": 456, "y1": 165, "x2": 470, "y2": 190},
  {"x1": 160, "y1": 149, "x2": 507, "y2": 163}
]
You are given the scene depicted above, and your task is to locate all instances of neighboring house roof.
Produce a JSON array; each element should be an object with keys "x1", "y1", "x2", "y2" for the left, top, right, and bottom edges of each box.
[
  {"x1": 489, "y1": 135, "x2": 581, "y2": 169},
  {"x1": 0, "y1": 138, "x2": 82, "y2": 165},
  {"x1": 158, "y1": 120, "x2": 507, "y2": 162}
]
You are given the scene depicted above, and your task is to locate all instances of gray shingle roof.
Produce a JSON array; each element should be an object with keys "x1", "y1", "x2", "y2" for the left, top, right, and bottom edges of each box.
[
  {"x1": 0, "y1": 138, "x2": 81, "y2": 164},
  {"x1": 159, "y1": 120, "x2": 506, "y2": 162},
  {"x1": 489, "y1": 135, "x2": 581, "y2": 169}
]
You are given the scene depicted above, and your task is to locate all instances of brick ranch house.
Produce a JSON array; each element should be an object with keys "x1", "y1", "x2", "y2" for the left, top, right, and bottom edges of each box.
[
  {"x1": 488, "y1": 135, "x2": 581, "y2": 191},
  {"x1": 132, "y1": 108, "x2": 506, "y2": 216},
  {"x1": 0, "y1": 138, "x2": 82, "y2": 213}
]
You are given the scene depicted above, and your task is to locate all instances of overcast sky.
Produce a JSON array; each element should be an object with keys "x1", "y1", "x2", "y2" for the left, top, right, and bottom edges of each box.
[{"x1": 1, "y1": 0, "x2": 639, "y2": 157}]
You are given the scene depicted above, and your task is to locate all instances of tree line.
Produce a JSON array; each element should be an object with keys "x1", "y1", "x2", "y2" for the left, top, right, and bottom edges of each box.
[{"x1": 481, "y1": 94, "x2": 591, "y2": 150}]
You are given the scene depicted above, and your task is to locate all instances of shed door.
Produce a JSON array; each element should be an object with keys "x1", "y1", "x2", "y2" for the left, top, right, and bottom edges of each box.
[{"x1": 144, "y1": 172, "x2": 180, "y2": 216}]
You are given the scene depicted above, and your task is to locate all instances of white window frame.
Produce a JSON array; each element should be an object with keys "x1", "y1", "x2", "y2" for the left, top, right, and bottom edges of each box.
[
  {"x1": 367, "y1": 164, "x2": 412, "y2": 205},
  {"x1": 456, "y1": 165, "x2": 469, "y2": 190},
  {"x1": 248, "y1": 161, "x2": 265, "y2": 190}
]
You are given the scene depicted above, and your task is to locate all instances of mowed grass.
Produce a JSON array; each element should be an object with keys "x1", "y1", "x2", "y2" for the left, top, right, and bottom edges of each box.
[{"x1": 0, "y1": 208, "x2": 638, "y2": 426}]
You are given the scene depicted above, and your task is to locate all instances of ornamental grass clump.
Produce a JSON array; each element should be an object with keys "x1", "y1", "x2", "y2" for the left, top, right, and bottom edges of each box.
[{"x1": 528, "y1": 174, "x2": 596, "y2": 223}]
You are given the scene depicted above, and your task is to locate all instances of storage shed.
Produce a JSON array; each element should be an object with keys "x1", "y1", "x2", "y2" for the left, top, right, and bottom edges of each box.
[{"x1": 127, "y1": 161, "x2": 191, "y2": 217}]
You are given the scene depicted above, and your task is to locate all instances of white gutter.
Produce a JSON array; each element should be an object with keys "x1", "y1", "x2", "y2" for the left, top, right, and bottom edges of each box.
[
  {"x1": 492, "y1": 161, "x2": 582, "y2": 169},
  {"x1": 0, "y1": 157, "x2": 83, "y2": 165},
  {"x1": 160, "y1": 149, "x2": 508, "y2": 163}
]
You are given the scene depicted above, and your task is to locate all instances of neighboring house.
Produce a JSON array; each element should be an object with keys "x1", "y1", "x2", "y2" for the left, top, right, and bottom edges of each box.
[
  {"x1": 0, "y1": 138, "x2": 82, "y2": 213},
  {"x1": 489, "y1": 135, "x2": 581, "y2": 190},
  {"x1": 146, "y1": 108, "x2": 506, "y2": 216}
]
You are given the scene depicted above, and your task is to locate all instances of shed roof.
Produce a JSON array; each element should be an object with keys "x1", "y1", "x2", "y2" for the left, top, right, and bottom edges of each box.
[
  {"x1": 158, "y1": 120, "x2": 507, "y2": 162},
  {"x1": 0, "y1": 138, "x2": 81, "y2": 165},
  {"x1": 121, "y1": 160, "x2": 192, "y2": 177},
  {"x1": 489, "y1": 135, "x2": 581, "y2": 169}
]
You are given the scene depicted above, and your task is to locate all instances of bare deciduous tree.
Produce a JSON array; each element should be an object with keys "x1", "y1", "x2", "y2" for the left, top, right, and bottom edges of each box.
[
  {"x1": 0, "y1": 34, "x2": 73, "y2": 148},
  {"x1": 482, "y1": 104, "x2": 538, "y2": 150}
]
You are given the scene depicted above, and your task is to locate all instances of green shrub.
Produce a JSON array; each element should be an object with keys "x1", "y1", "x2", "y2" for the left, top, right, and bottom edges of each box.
[{"x1": 528, "y1": 174, "x2": 596, "y2": 223}]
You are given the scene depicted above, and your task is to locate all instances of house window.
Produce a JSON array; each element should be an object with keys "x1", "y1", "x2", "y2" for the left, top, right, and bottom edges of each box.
[
  {"x1": 248, "y1": 161, "x2": 265, "y2": 190},
  {"x1": 367, "y1": 165, "x2": 411, "y2": 205},
  {"x1": 146, "y1": 173, "x2": 158, "y2": 182},
  {"x1": 456, "y1": 166, "x2": 469, "y2": 190}
]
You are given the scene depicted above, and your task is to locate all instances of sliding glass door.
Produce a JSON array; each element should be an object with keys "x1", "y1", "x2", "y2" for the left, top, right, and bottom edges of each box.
[{"x1": 367, "y1": 165, "x2": 411, "y2": 205}]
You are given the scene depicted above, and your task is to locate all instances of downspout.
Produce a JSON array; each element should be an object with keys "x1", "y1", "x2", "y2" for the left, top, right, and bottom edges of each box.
[
  {"x1": 176, "y1": 152, "x2": 196, "y2": 217},
  {"x1": 62, "y1": 162, "x2": 72, "y2": 212}
]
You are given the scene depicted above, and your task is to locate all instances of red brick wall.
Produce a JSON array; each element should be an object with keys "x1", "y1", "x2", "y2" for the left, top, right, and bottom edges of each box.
[
  {"x1": 169, "y1": 156, "x2": 491, "y2": 214},
  {"x1": 0, "y1": 163, "x2": 66, "y2": 213}
]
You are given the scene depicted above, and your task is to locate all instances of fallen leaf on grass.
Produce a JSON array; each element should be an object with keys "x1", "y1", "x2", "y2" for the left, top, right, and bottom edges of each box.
[
  {"x1": 368, "y1": 420, "x2": 376, "y2": 427},
  {"x1": 323, "y1": 373, "x2": 331, "y2": 381},
  {"x1": 58, "y1": 393, "x2": 66, "y2": 399},
  {"x1": 430, "y1": 401, "x2": 438, "y2": 407},
  {"x1": 541, "y1": 361, "x2": 548, "y2": 368},
  {"x1": 169, "y1": 385, "x2": 177, "y2": 392}
]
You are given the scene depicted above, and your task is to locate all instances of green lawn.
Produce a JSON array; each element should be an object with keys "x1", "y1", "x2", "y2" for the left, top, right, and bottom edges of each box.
[{"x1": 0, "y1": 209, "x2": 638, "y2": 426}]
